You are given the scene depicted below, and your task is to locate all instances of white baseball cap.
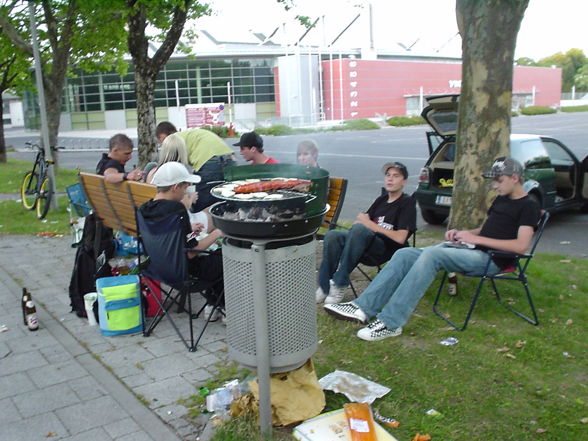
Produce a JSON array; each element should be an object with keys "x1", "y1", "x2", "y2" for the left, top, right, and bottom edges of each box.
[{"x1": 151, "y1": 162, "x2": 201, "y2": 187}]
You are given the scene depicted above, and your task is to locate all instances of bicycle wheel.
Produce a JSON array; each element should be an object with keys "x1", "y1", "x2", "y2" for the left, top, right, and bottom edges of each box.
[
  {"x1": 36, "y1": 177, "x2": 53, "y2": 219},
  {"x1": 21, "y1": 171, "x2": 39, "y2": 210}
]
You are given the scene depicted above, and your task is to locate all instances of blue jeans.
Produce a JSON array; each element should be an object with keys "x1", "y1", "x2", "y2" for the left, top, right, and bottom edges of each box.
[
  {"x1": 318, "y1": 224, "x2": 389, "y2": 293},
  {"x1": 353, "y1": 244, "x2": 500, "y2": 329},
  {"x1": 193, "y1": 154, "x2": 236, "y2": 211}
]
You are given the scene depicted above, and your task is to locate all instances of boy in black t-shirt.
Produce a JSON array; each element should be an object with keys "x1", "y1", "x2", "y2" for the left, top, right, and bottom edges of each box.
[
  {"x1": 96, "y1": 134, "x2": 143, "y2": 182},
  {"x1": 316, "y1": 162, "x2": 417, "y2": 304},
  {"x1": 324, "y1": 156, "x2": 541, "y2": 341}
]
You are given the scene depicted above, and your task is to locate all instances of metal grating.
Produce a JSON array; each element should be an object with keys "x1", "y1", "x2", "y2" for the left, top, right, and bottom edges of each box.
[{"x1": 223, "y1": 240, "x2": 317, "y2": 373}]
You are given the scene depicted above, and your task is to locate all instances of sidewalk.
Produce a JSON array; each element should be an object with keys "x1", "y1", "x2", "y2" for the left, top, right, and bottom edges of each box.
[{"x1": 0, "y1": 234, "x2": 229, "y2": 441}]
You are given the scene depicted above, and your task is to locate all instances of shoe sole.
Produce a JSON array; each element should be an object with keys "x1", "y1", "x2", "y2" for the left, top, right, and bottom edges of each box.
[{"x1": 323, "y1": 306, "x2": 367, "y2": 324}]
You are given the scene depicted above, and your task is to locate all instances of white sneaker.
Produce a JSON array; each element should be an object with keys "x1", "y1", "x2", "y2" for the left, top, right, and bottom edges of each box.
[
  {"x1": 357, "y1": 319, "x2": 402, "y2": 341},
  {"x1": 315, "y1": 287, "x2": 328, "y2": 303},
  {"x1": 324, "y1": 281, "x2": 347, "y2": 304},
  {"x1": 323, "y1": 302, "x2": 368, "y2": 324},
  {"x1": 204, "y1": 304, "x2": 220, "y2": 322}
]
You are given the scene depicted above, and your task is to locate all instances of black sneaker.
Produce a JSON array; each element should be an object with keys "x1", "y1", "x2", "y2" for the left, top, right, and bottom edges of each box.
[
  {"x1": 357, "y1": 319, "x2": 402, "y2": 341},
  {"x1": 323, "y1": 302, "x2": 368, "y2": 324}
]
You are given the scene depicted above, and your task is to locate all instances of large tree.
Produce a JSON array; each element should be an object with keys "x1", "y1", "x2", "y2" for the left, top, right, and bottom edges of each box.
[
  {"x1": 0, "y1": 30, "x2": 31, "y2": 163},
  {"x1": 449, "y1": 0, "x2": 529, "y2": 229},
  {"x1": 0, "y1": 1, "x2": 128, "y2": 166},
  {"x1": 124, "y1": 0, "x2": 210, "y2": 167}
]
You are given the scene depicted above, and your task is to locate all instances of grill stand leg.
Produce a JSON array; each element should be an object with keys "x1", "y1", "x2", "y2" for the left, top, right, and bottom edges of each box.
[{"x1": 252, "y1": 243, "x2": 272, "y2": 438}]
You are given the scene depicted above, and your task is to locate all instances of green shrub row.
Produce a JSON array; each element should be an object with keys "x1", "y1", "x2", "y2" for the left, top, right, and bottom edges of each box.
[
  {"x1": 386, "y1": 115, "x2": 425, "y2": 126},
  {"x1": 200, "y1": 125, "x2": 233, "y2": 138},
  {"x1": 560, "y1": 105, "x2": 588, "y2": 113},
  {"x1": 520, "y1": 106, "x2": 557, "y2": 115},
  {"x1": 329, "y1": 118, "x2": 380, "y2": 131}
]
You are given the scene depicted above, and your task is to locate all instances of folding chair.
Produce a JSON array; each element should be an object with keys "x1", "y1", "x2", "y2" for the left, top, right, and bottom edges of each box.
[
  {"x1": 136, "y1": 208, "x2": 224, "y2": 352},
  {"x1": 433, "y1": 211, "x2": 549, "y2": 331},
  {"x1": 66, "y1": 183, "x2": 92, "y2": 246}
]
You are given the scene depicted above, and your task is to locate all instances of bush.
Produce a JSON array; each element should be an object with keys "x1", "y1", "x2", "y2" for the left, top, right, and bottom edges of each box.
[
  {"x1": 386, "y1": 115, "x2": 426, "y2": 126},
  {"x1": 254, "y1": 125, "x2": 295, "y2": 136},
  {"x1": 330, "y1": 118, "x2": 380, "y2": 131},
  {"x1": 201, "y1": 125, "x2": 232, "y2": 138},
  {"x1": 520, "y1": 106, "x2": 557, "y2": 115},
  {"x1": 561, "y1": 105, "x2": 588, "y2": 113}
]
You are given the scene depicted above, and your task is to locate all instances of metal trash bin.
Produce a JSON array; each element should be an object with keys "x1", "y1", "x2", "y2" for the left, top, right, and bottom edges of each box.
[{"x1": 222, "y1": 236, "x2": 317, "y2": 373}]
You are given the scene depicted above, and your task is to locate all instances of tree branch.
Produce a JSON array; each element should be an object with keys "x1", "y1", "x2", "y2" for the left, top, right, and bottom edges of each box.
[{"x1": 0, "y1": 9, "x2": 33, "y2": 56}]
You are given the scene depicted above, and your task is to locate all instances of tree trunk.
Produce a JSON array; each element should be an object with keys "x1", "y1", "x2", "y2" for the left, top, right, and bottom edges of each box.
[
  {"x1": 135, "y1": 67, "x2": 158, "y2": 167},
  {"x1": 0, "y1": 94, "x2": 6, "y2": 163},
  {"x1": 44, "y1": 79, "x2": 63, "y2": 169},
  {"x1": 449, "y1": 0, "x2": 529, "y2": 229}
]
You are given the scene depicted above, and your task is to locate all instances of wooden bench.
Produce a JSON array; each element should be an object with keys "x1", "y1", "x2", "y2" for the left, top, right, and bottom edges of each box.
[{"x1": 79, "y1": 172, "x2": 156, "y2": 236}]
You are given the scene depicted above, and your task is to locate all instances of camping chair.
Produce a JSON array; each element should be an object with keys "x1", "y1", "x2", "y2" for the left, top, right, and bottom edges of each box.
[
  {"x1": 66, "y1": 183, "x2": 92, "y2": 246},
  {"x1": 433, "y1": 211, "x2": 549, "y2": 331},
  {"x1": 316, "y1": 177, "x2": 348, "y2": 240},
  {"x1": 136, "y1": 208, "x2": 224, "y2": 352}
]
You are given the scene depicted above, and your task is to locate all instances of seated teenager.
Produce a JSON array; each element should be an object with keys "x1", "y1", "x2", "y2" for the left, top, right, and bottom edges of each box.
[
  {"x1": 96, "y1": 133, "x2": 143, "y2": 182},
  {"x1": 139, "y1": 161, "x2": 224, "y2": 290},
  {"x1": 297, "y1": 139, "x2": 319, "y2": 167},
  {"x1": 316, "y1": 162, "x2": 416, "y2": 304},
  {"x1": 324, "y1": 157, "x2": 540, "y2": 341},
  {"x1": 146, "y1": 133, "x2": 213, "y2": 233}
]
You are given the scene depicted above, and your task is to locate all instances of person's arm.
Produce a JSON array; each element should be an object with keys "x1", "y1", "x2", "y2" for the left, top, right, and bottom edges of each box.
[
  {"x1": 452, "y1": 226, "x2": 534, "y2": 255},
  {"x1": 354, "y1": 212, "x2": 410, "y2": 244},
  {"x1": 445, "y1": 227, "x2": 481, "y2": 242},
  {"x1": 187, "y1": 229, "x2": 223, "y2": 258},
  {"x1": 103, "y1": 167, "x2": 143, "y2": 183}
]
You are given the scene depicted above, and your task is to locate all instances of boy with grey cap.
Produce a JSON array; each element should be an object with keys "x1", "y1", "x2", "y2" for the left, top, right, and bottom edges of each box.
[
  {"x1": 324, "y1": 156, "x2": 540, "y2": 341},
  {"x1": 316, "y1": 162, "x2": 416, "y2": 304}
]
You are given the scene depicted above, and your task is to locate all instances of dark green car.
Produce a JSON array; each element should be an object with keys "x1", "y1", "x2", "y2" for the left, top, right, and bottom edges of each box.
[{"x1": 415, "y1": 94, "x2": 588, "y2": 224}]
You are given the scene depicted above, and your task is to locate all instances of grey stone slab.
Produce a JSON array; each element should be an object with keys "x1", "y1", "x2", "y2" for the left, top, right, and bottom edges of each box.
[
  {"x1": 29, "y1": 360, "x2": 87, "y2": 388},
  {"x1": 141, "y1": 335, "x2": 191, "y2": 357},
  {"x1": 0, "y1": 371, "x2": 38, "y2": 400},
  {"x1": 40, "y1": 343, "x2": 74, "y2": 364},
  {"x1": 59, "y1": 427, "x2": 114, "y2": 441},
  {"x1": 180, "y1": 368, "x2": 215, "y2": 385},
  {"x1": 134, "y1": 376, "x2": 196, "y2": 407},
  {"x1": 55, "y1": 395, "x2": 125, "y2": 434},
  {"x1": 68, "y1": 375, "x2": 107, "y2": 401},
  {"x1": 117, "y1": 431, "x2": 157, "y2": 441},
  {"x1": 97, "y1": 344, "x2": 155, "y2": 368},
  {"x1": 111, "y1": 364, "x2": 145, "y2": 379},
  {"x1": 103, "y1": 416, "x2": 141, "y2": 439},
  {"x1": 121, "y1": 372, "x2": 153, "y2": 388},
  {"x1": 12, "y1": 382, "x2": 80, "y2": 417},
  {"x1": 141, "y1": 353, "x2": 198, "y2": 381},
  {"x1": 0, "y1": 411, "x2": 68, "y2": 441},
  {"x1": 1, "y1": 348, "x2": 49, "y2": 375},
  {"x1": 6, "y1": 328, "x2": 56, "y2": 354},
  {"x1": 0, "y1": 397, "x2": 21, "y2": 424},
  {"x1": 153, "y1": 404, "x2": 188, "y2": 420}
]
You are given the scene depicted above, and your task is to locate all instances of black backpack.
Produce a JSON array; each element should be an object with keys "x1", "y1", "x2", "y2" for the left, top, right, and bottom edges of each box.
[{"x1": 68, "y1": 213, "x2": 114, "y2": 318}]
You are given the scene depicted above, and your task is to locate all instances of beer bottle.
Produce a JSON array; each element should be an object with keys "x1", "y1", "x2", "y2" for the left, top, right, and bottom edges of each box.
[
  {"x1": 21, "y1": 288, "x2": 31, "y2": 326},
  {"x1": 25, "y1": 300, "x2": 39, "y2": 331},
  {"x1": 447, "y1": 272, "x2": 458, "y2": 296}
]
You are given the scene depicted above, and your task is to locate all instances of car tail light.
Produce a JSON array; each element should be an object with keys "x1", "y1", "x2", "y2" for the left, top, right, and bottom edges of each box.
[{"x1": 418, "y1": 167, "x2": 430, "y2": 184}]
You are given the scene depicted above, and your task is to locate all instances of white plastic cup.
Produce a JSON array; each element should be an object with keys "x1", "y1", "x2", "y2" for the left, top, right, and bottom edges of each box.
[{"x1": 84, "y1": 292, "x2": 98, "y2": 326}]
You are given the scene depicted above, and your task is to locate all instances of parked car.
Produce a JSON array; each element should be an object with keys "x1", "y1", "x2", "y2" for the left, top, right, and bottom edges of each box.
[{"x1": 415, "y1": 94, "x2": 588, "y2": 224}]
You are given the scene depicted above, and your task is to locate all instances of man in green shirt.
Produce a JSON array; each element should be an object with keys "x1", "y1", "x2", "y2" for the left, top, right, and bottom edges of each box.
[{"x1": 156, "y1": 122, "x2": 236, "y2": 210}]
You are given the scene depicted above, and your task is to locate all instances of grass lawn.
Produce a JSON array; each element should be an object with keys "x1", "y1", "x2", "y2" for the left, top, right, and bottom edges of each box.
[
  {"x1": 205, "y1": 252, "x2": 587, "y2": 441},
  {"x1": 0, "y1": 157, "x2": 80, "y2": 193}
]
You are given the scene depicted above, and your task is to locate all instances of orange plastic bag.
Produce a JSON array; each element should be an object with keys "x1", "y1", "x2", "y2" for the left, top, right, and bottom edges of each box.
[{"x1": 343, "y1": 403, "x2": 378, "y2": 441}]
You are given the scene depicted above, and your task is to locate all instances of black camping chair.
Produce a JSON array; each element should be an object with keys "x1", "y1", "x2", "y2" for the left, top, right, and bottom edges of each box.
[
  {"x1": 136, "y1": 208, "x2": 224, "y2": 352},
  {"x1": 433, "y1": 211, "x2": 549, "y2": 331}
]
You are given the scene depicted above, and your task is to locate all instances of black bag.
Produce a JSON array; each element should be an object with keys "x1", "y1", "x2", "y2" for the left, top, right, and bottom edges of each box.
[{"x1": 68, "y1": 213, "x2": 114, "y2": 318}]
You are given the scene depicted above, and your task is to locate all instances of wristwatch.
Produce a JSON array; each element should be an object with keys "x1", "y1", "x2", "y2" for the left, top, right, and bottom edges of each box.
[{"x1": 122, "y1": 172, "x2": 129, "y2": 181}]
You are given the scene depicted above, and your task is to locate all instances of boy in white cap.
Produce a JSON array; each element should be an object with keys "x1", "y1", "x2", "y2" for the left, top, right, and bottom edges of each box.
[
  {"x1": 324, "y1": 156, "x2": 540, "y2": 341},
  {"x1": 139, "y1": 162, "x2": 224, "y2": 279}
]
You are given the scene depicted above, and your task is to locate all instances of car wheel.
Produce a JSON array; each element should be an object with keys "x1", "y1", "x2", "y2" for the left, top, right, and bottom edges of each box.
[{"x1": 421, "y1": 209, "x2": 447, "y2": 225}]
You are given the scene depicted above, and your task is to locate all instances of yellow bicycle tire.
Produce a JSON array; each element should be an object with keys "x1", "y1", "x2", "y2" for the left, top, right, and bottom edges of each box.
[
  {"x1": 36, "y1": 177, "x2": 53, "y2": 219},
  {"x1": 20, "y1": 171, "x2": 39, "y2": 210}
]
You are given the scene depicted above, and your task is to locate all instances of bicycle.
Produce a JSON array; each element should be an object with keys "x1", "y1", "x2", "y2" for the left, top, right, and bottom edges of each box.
[{"x1": 20, "y1": 141, "x2": 62, "y2": 219}]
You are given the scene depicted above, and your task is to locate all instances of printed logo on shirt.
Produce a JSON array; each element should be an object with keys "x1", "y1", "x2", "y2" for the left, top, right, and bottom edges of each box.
[{"x1": 375, "y1": 216, "x2": 393, "y2": 230}]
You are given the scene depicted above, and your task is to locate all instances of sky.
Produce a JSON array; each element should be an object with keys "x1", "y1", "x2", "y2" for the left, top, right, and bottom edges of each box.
[{"x1": 195, "y1": 0, "x2": 588, "y2": 60}]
